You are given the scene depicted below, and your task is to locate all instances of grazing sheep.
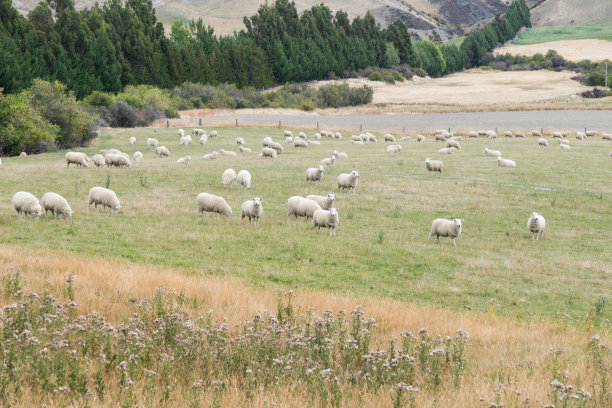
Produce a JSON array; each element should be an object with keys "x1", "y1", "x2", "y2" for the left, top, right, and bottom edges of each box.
[
  {"x1": 294, "y1": 138, "x2": 308, "y2": 148},
  {"x1": 177, "y1": 156, "x2": 192, "y2": 164},
  {"x1": 602, "y1": 134, "x2": 612, "y2": 141},
  {"x1": 561, "y1": 131, "x2": 569, "y2": 138},
  {"x1": 478, "y1": 130, "x2": 487, "y2": 136},
  {"x1": 192, "y1": 128, "x2": 205, "y2": 136},
  {"x1": 87, "y1": 187, "x2": 121, "y2": 213},
  {"x1": 241, "y1": 197, "x2": 263, "y2": 223},
  {"x1": 197, "y1": 193, "x2": 232, "y2": 217},
  {"x1": 384, "y1": 134, "x2": 396, "y2": 142},
  {"x1": 208, "y1": 130, "x2": 218, "y2": 138},
  {"x1": 486, "y1": 130, "x2": 497, "y2": 139},
  {"x1": 42, "y1": 192, "x2": 73, "y2": 219},
  {"x1": 435, "y1": 134, "x2": 447, "y2": 142},
  {"x1": 179, "y1": 136, "x2": 188, "y2": 145},
  {"x1": 449, "y1": 136, "x2": 462, "y2": 141},
  {"x1": 527, "y1": 212, "x2": 546, "y2": 240},
  {"x1": 497, "y1": 156, "x2": 516, "y2": 167},
  {"x1": 468, "y1": 131, "x2": 478, "y2": 138},
  {"x1": 514, "y1": 132, "x2": 525, "y2": 138},
  {"x1": 178, "y1": 129, "x2": 185, "y2": 137},
  {"x1": 552, "y1": 132, "x2": 563, "y2": 139},
  {"x1": 399, "y1": 136, "x2": 411, "y2": 142},
  {"x1": 222, "y1": 168, "x2": 237, "y2": 188},
  {"x1": 425, "y1": 158, "x2": 443, "y2": 174},
  {"x1": 532, "y1": 130, "x2": 542, "y2": 137},
  {"x1": 306, "y1": 193, "x2": 335, "y2": 210},
  {"x1": 320, "y1": 155, "x2": 336, "y2": 166},
  {"x1": 262, "y1": 137, "x2": 272, "y2": 146},
  {"x1": 586, "y1": 130, "x2": 597, "y2": 137},
  {"x1": 133, "y1": 151, "x2": 143, "y2": 166},
  {"x1": 557, "y1": 138, "x2": 570, "y2": 145},
  {"x1": 239, "y1": 146, "x2": 252, "y2": 153},
  {"x1": 199, "y1": 134, "x2": 208, "y2": 145},
  {"x1": 309, "y1": 140, "x2": 321, "y2": 145},
  {"x1": 284, "y1": 136, "x2": 293, "y2": 143},
  {"x1": 334, "y1": 132, "x2": 342, "y2": 139},
  {"x1": 313, "y1": 133, "x2": 321, "y2": 140},
  {"x1": 105, "y1": 153, "x2": 132, "y2": 168},
  {"x1": 237, "y1": 170, "x2": 251, "y2": 189},
  {"x1": 428, "y1": 218, "x2": 462, "y2": 246},
  {"x1": 287, "y1": 196, "x2": 322, "y2": 220},
  {"x1": 538, "y1": 138, "x2": 549, "y2": 147},
  {"x1": 447, "y1": 140, "x2": 461, "y2": 149},
  {"x1": 185, "y1": 135, "x2": 193, "y2": 144},
  {"x1": 504, "y1": 131, "x2": 513, "y2": 138},
  {"x1": 559, "y1": 143, "x2": 572, "y2": 150},
  {"x1": 320, "y1": 130, "x2": 328, "y2": 137},
  {"x1": 386, "y1": 144, "x2": 402, "y2": 153},
  {"x1": 351, "y1": 140, "x2": 364, "y2": 145},
  {"x1": 202, "y1": 151, "x2": 219, "y2": 160},
  {"x1": 129, "y1": 137, "x2": 136, "y2": 145},
  {"x1": 92, "y1": 154, "x2": 106, "y2": 168},
  {"x1": 351, "y1": 135, "x2": 363, "y2": 142},
  {"x1": 156, "y1": 146, "x2": 170, "y2": 157},
  {"x1": 337, "y1": 170, "x2": 359, "y2": 192},
  {"x1": 19, "y1": 152, "x2": 27, "y2": 157},
  {"x1": 313, "y1": 208, "x2": 339, "y2": 236},
  {"x1": 576, "y1": 131, "x2": 586, "y2": 140},
  {"x1": 12, "y1": 191, "x2": 42, "y2": 218},
  {"x1": 147, "y1": 138, "x2": 159, "y2": 149},
  {"x1": 65, "y1": 152, "x2": 89, "y2": 168},
  {"x1": 283, "y1": 130, "x2": 293, "y2": 137},
  {"x1": 220, "y1": 149, "x2": 237, "y2": 156},
  {"x1": 365, "y1": 134, "x2": 376, "y2": 142},
  {"x1": 417, "y1": 135, "x2": 425, "y2": 142},
  {"x1": 438, "y1": 147, "x2": 455, "y2": 154},
  {"x1": 306, "y1": 165, "x2": 324, "y2": 182},
  {"x1": 266, "y1": 141, "x2": 284, "y2": 153},
  {"x1": 333, "y1": 150, "x2": 348, "y2": 159},
  {"x1": 298, "y1": 132, "x2": 307, "y2": 139},
  {"x1": 259, "y1": 147, "x2": 277, "y2": 159},
  {"x1": 236, "y1": 137, "x2": 245, "y2": 146},
  {"x1": 484, "y1": 148, "x2": 501, "y2": 157}
]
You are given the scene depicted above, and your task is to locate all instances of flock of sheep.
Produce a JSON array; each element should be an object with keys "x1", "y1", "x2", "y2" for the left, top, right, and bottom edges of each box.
[{"x1": 7, "y1": 125, "x2": 610, "y2": 242}]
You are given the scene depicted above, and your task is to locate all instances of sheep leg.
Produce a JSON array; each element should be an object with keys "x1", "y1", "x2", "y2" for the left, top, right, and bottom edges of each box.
[
  {"x1": 436, "y1": 235, "x2": 440, "y2": 244},
  {"x1": 540, "y1": 231, "x2": 544, "y2": 240},
  {"x1": 451, "y1": 238, "x2": 456, "y2": 246}
]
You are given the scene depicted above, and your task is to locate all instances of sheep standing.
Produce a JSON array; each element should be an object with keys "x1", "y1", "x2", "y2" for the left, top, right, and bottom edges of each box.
[
  {"x1": 333, "y1": 150, "x2": 348, "y2": 159},
  {"x1": 222, "y1": 168, "x2": 237, "y2": 188},
  {"x1": 19, "y1": 152, "x2": 27, "y2": 157},
  {"x1": 42, "y1": 192, "x2": 73, "y2": 219},
  {"x1": 283, "y1": 130, "x2": 293, "y2": 137},
  {"x1": 12, "y1": 192, "x2": 42, "y2": 218},
  {"x1": 92, "y1": 154, "x2": 106, "y2": 168},
  {"x1": 105, "y1": 153, "x2": 132, "y2": 168},
  {"x1": 306, "y1": 194, "x2": 335, "y2": 210},
  {"x1": 586, "y1": 130, "x2": 597, "y2": 137},
  {"x1": 129, "y1": 137, "x2": 136, "y2": 145},
  {"x1": 209, "y1": 130, "x2": 218, "y2": 138},
  {"x1": 200, "y1": 134, "x2": 208, "y2": 145},
  {"x1": 425, "y1": 158, "x2": 443, "y2": 174},
  {"x1": 334, "y1": 132, "x2": 342, "y2": 139},
  {"x1": 294, "y1": 138, "x2": 308, "y2": 148},
  {"x1": 236, "y1": 137, "x2": 245, "y2": 146},
  {"x1": 239, "y1": 146, "x2": 252, "y2": 153},
  {"x1": 177, "y1": 156, "x2": 192, "y2": 165},
  {"x1": 497, "y1": 157, "x2": 516, "y2": 167},
  {"x1": 384, "y1": 134, "x2": 396, "y2": 142},
  {"x1": 196, "y1": 193, "x2": 232, "y2": 217},
  {"x1": 147, "y1": 138, "x2": 159, "y2": 149},
  {"x1": 468, "y1": 131, "x2": 478, "y2": 138},
  {"x1": 514, "y1": 132, "x2": 525, "y2": 138},
  {"x1": 428, "y1": 218, "x2": 462, "y2": 246},
  {"x1": 602, "y1": 134, "x2": 612, "y2": 141},
  {"x1": 538, "y1": 138, "x2": 549, "y2": 147},
  {"x1": 287, "y1": 196, "x2": 322, "y2": 220},
  {"x1": 447, "y1": 140, "x2": 461, "y2": 149},
  {"x1": 178, "y1": 129, "x2": 185, "y2": 137},
  {"x1": 527, "y1": 212, "x2": 546, "y2": 240},
  {"x1": 386, "y1": 144, "x2": 402, "y2": 153},
  {"x1": 313, "y1": 208, "x2": 339, "y2": 236},
  {"x1": 266, "y1": 141, "x2": 284, "y2": 153},
  {"x1": 237, "y1": 170, "x2": 252, "y2": 189},
  {"x1": 416, "y1": 135, "x2": 425, "y2": 142},
  {"x1": 133, "y1": 151, "x2": 143, "y2": 166},
  {"x1": 192, "y1": 128, "x2": 205, "y2": 136},
  {"x1": 337, "y1": 170, "x2": 359, "y2": 192},
  {"x1": 320, "y1": 155, "x2": 336, "y2": 166},
  {"x1": 65, "y1": 152, "x2": 89, "y2": 168},
  {"x1": 484, "y1": 148, "x2": 501, "y2": 157},
  {"x1": 156, "y1": 146, "x2": 170, "y2": 157},
  {"x1": 284, "y1": 136, "x2": 293, "y2": 144},
  {"x1": 87, "y1": 187, "x2": 121, "y2": 213},
  {"x1": 559, "y1": 143, "x2": 572, "y2": 150},
  {"x1": 259, "y1": 147, "x2": 277, "y2": 159},
  {"x1": 241, "y1": 197, "x2": 263, "y2": 224},
  {"x1": 532, "y1": 130, "x2": 542, "y2": 137},
  {"x1": 306, "y1": 165, "x2": 324, "y2": 182}
]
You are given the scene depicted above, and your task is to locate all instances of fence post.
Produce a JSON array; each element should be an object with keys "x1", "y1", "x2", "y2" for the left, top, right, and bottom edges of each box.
[
  {"x1": 279, "y1": 120, "x2": 281, "y2": 129},
  {"x1": 317, "y1": 121, "x2": 319, "y2": 130},
  {"x1": 166, "y1": 119, "x2": 169, "y2": 128},
  {"x1": 448, "y1": 128, "x2": 451, "y2": 134},
  {"x1": 541, "y1": 127, "x2": 543, "y2": 135},
  {"x1": 403, "y1": 126, "x2": 405, "y2": 135},
  {"x1": 235, "y1": 119, "x2": 238, "y2": 127},
  {"x1": 360, "y1": 124, "x2": 363, "y2": 132},
  {"x1": 495, "y1": 127, "x2": 498, "y2": 134},
  {"x1": 199, "y1": 118, "x2": 202, "y2": 126}
]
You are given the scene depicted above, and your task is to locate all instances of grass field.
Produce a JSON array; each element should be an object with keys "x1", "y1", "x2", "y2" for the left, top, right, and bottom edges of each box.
[
  {"x1": 445, "y1": 36, "x2": 465, "y2": 47},
  {"x1": 514, "y1": 18, "x2": 612, "y2": 45},
  {"x1": 1, "y1": 125, "x2": 611, "y2": 406}
]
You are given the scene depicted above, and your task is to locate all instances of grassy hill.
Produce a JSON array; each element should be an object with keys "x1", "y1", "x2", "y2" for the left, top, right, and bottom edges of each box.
[{"x1": 513, "y1": 18, "x2": 612, "y2": 44}]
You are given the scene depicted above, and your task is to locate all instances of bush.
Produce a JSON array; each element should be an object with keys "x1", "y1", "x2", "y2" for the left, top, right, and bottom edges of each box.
[
  {"x1": 82, "y1": 91, "x2": 115, "y2": 108},
  {"x1": 368, "y1": 71, "x2": 383, "y2": 82},
  {"x1": 317, "y1": 83, "x2": 373, "y2": 108},
  {"x1": 108, "y1": 101, "x2": 139, "y2": 128}
]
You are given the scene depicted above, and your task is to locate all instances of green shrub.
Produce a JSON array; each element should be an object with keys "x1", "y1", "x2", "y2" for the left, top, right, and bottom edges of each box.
[{"x1": 368, "y1": 71, "x2": 383, "y2": 82}]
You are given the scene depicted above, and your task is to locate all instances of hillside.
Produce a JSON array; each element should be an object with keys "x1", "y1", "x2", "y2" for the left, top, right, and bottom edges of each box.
[{"x1": 530, "y1": 0, "x2": 612, "y2": 26}]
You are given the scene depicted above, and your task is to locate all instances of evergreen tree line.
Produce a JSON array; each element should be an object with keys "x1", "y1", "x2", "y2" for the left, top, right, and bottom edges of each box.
[{"x1": 1, "y1": 0, "x2": 530, "y2": 99}]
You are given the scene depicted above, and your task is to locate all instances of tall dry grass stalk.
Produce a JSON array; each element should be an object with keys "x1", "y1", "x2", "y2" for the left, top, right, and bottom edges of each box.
[{"x1": 1, "y1": 245, "x2": 609, "y2": 407}]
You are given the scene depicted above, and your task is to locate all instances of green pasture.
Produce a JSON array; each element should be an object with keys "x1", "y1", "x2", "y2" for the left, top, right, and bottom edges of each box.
[{"x1": 514, "y1": 18, "x2": 612, "y2": 45}]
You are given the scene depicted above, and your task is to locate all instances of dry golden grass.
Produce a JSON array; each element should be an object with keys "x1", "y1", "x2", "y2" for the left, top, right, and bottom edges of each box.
[{"x1": 1, "y1": 245, "x2": 610, "y2": 407}]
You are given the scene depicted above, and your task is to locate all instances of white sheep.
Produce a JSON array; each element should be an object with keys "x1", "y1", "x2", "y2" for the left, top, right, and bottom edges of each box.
[
  {"x1": 237, "y1": 170, "x2": 251, "y2": 189},
  {"x1": 447, "y1": 140, "x2": 461, "y2": 149},
  {"x1": 320, "y1": 130, "x2": 328, "y2": 137},
  {"x1": 262, "y1": 137, "x2": 272, "y2": 146},
  {"x1": 313, "y1": 208, "x2": 339, "y2": 236},
  {"x1": 351, "y1": 135, "x2": 363, "y2": 142},
  {"x1": 129, "y1": 137, "x2": 136, "y2": 145},
  {"x1": 192, "y1": 128, "x2": 205, "y2": 136},
  {"x1": 133, "y1": 151, "x2": 143, "y2": 166},
  {"x1": 178, "y1": 129, "x2": 185, "y2": 137},
  {"x1": 241, "y1": 197, "x2": 263, "y2": 223},
  {"x1": 306, "y1": 193, "x2": 335, "y2": 210},
  {"x1": 283, "y1": 130, "x2": 293, "y2": 137},
  {"x1": 337, "y1": 170, "x2": 359, "y2": 192},
  {"x1": 484, "y1": 148, "x2": 501, "y2": 157},
  {"x1": 202, "y1": 151, "x2": 219, "y2": 160},
  {"x1": 416, "y1": 135, "x2": 425, "y2": 142},
  {"x1": 209, "y1": 130, "x2": 218, "y2": 138},
  {"x1": 386, "y1": 144, "x2": 402, "y2": 153},
  {"x1": 196, "y1": 193, "x2": 232, "y2": 217},
  {"x1": 65, "y1": 152, "x2": 89, "y2": 168},
  {"x1": 236, "y1": 137, "x2": 245, "y2": 146},
  {"x1": 552, "y1": 132, "x2": 562, "y2": 139},
  {"x1": 259, "y1": 147, "x2": 277, "y2": 159},
  {"x1": 176, "y1": 137, "x2": 185, "y2": 146},
  {"x1": 220, "y1": 149, "x2": 237, "y2": 156},
  {"x1": 181, "y1": 135, "x2": 192, "y2": 145},
  {"x1": 156, "y1": 146, "x2": 170, "y2": 157},
  {"x1": 105, "y1": 153, "x2": 132, "y2": 168},
  {"x1": 576, "y1": 131, "x2": 586, "y2": 140},
  {"x1": 468, "y1": 131, "x2": 478, "y2": 138},
  {"x1": 266, "y1": 141, "x2": 284, "y2": 153},
  {"x1": 239, "y1": 146, "x2": 252, "y2": 153},
  {"x1": 298, "y1": 131, "x2": 307, "y2": 139},
  {"x1": 486, "y1": 130, "x2": 497, "y2": 139},
  {"x1": 284, "y1": 136, "x2": 293, "y2": 144},
  {"x1": 586, "y1": 130, "x2": 597, "y2": 137},
  {"x1": 425, "y1": 158, "x2": 443, "y2": 174},
  {"x1": 527, "y1": 212, "x2": 545, "y2": 240},
  {"x1": 365, "y1": 134, "x2": 377, "y2": 142},
  {"x1": 333, "y1": 150, "x2": 347, "y2": 159},
  {"x1": 602, "y1": 134, "x2": 612, "y2": 141},
  {"x1": 177, "y1": 156, "x2": 192, "y2": 164},
  {"x1": 88, "y1": 187, "x2": 121, "y2": 213},
  {"x1": 434, "y1": 134, "x2": 447, "y2": 142},
  {"x1": 306, "y1": 165, "x2": 324, "y2": 182},
  {"x1": 287, "y1": 196, "x2": 322, "y2": 220},
  {"x1": 92, "y1": 154, "x2": 106, "y2": 168},
  {"x1": 320, "y1": 155, "x2": 336, "y2": 166},
  {"x1": 12, "y1": 191, "x2": 42, "y2": 218},
  {"x1": 497, "y1": 156, "x2": 516, "y2": 167},
  {"x1": 42, "y1": 192, "x2": 73, "y2": 219},
  {"x1": 428, "y1": 218, "x2": 462, "y2": 246},
  {"x1": 19, "y1": 152, "x2": 27, "y2": 157},
  {"x1": 438, "y1": 147, "x2": 455, "y2": 154},
  {"x1": 294, "y1": 138, "x2": 308, "y2": 148},
  {"x1": 199, "y1": 134, "x2": 208, "y2": 145},
  {"x1": 514, "y1": 132, "x2": 525, "y2": 138},
  {"x1": 477, "y1": 130, "x2": 487, "y2": 136},
  {"x1": 504, "y1": 131, "x2": 514, "y2": 138},
  {"x1": 313, "y1": 133, "x2": 321, "y2": 140},
  {"x1": 351, "y1": 140, "x2": 364, "y2": 145},
  {"x1": 147, "y1": 138, "x2": 159, "y2": 149},
  {"x1": 384, "y1": 134, "x2": 396, "y2": 142},
  {"x1": 222, "y1": 168, "x2": 237, "y2": 188},
  {"x1": 532, "y1": 130, "x2": 542, "y2": 137},
  {"x1": 538, "y1": 138, "x2": 549, "y2": 147},
  {"x1": 559, "y1": 143, "x2": 572, "y2": 150},
  {"x1": 309, "y1": 140, "x2": 321, "y2": 145},
  {"x1": 557, "y1": 138, "x2": 570, "y2": 145},
  {"x1": 334, "y1": 132, "x2": 342, "y2": 139}
]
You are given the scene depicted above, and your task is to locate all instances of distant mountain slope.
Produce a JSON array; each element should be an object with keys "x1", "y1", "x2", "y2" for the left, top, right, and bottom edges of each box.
[{"x1": 530, "y1": 0, "x2": 612, "y2": 26}]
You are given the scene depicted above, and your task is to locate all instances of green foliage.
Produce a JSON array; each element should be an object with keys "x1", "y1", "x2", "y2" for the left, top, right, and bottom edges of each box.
[
  {"x1": 440, "y1": 44, "x2": 467, "y2": 75},
  {"x1": 414, "y1": 41, "x2": 446, "y2": 77},
  {"x1": 385, "y1": 42, "x2": 401, "y2": 67},
  {"x1": 317, "y1": 83, "x2": 373, "y2": 108},
  {"x1": 514, "y1": 18, "x2": 612, "y2": 45}
]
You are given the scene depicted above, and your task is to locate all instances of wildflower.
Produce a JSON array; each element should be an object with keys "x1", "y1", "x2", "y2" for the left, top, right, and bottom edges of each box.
[
  {"x1": 192, "y1": 379, "x2": 204, "y2": 389},
  {"x1": 456, "y1": 329, "x2": 469, "y2": 339},
  {"x1": 143, "y1": 369, "x2": 156, "y2": 377},
  {"x1": 394, "y1": 382, "x2": 418, "y2": 392},
  {"x1": 550, "y1": 379, "x2": 565, "y2": 391},
  {"x1": 418, "y1": 328, "x2": 428, "y2": 336},
  {"x1": 429, "y1": 346, "x2": 445, "y2": 356}
]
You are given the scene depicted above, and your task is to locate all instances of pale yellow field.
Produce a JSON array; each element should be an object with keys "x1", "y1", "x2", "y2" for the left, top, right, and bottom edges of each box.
[{"x1": 495, "y1": 39, "x2": 612, "y2": 62}]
